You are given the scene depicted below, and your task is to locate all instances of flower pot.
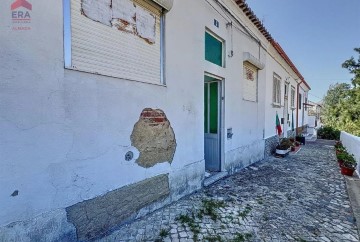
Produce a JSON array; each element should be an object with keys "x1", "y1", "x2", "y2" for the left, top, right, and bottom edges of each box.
[
  {"x1": 291, "y1": 147, "x2": 295, "y2": 152},
  {"x1": 338, "y1": 160, "x2": 344, "y2": 167},
  {"x1": 341, "y1": 166, "x2": 355, "y2": 176},
  {"x1": 296, "y1": 136, "x2": 306, "y2": 145},
  {"x1": 276, "y1": 149, "x2": 290, "y2": 156}
]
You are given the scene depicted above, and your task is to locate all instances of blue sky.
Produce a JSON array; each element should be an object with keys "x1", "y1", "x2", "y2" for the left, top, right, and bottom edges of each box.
[{"x1": 246, "y1": 0, "x2": 360, "y2": 102}]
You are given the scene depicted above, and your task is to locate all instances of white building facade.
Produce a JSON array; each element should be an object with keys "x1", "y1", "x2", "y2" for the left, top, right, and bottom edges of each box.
[{"x1": 0, "y1": 0, "x2": 310, "y2": 240}]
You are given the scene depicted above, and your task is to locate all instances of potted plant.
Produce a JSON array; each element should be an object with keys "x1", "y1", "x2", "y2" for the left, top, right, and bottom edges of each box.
[
  {"x1": 336, "y1": 152, "x2": 347, "y2": 167},
  {"x1": 336, "y1": 146, "x2": 346, "y2": 155},
  {"x1": 295, "y1": 141, "x2": 301, "y2": 147},
  {"x1": 341, "y1": 153, "x2": 357, "y2": 176},
  {"x1": 296, "y1": 134, "x2": 306, "y2": 145},
  {"x1": 334, "y1": 141, "x2": 343, "y2": 149},
  {"x1": 276, "y1": 138, "x2": 292, "y2": 156}
]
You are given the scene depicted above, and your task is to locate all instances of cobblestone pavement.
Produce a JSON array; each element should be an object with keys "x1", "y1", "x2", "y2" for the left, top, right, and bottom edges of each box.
[{"x1": 98, "y1": 140, "x2": 359, "y2": 242}]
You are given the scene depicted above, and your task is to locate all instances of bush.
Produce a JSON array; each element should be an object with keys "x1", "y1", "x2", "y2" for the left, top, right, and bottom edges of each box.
[{"x1": 317, "y1": 126, "x2": 340, "y2": 140}]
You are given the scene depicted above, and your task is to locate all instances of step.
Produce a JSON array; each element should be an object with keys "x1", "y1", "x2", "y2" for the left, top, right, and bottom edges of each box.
[{"x1": 203, "y1": 171, "x2": 228, "y2": 187}]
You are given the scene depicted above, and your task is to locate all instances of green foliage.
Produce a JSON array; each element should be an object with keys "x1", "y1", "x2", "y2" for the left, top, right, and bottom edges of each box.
[
  {"x1": 175, "y1": 214, "x2": 200, "y2": 241},
  {"x1": 317, "y1": 126, "x2": 340, "y2": 140},
  {"x1": 322, "y1": 48, "x2": 360, "y2": 136},
  {"x1": 199, "y1": 199, "x2": 226, "y2": 221},
  {"x1": 238, "y1": 204, "x2": 252, "y2": 219},
  {"x1": 232, "y1": 232, "x2": 252, "y2": 242},
  {"x1": 157, "y1": 228, "x2": 170, "y2": 241}
]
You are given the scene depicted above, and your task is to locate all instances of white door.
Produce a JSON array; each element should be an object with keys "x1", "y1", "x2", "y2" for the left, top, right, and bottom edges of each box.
[{"x1": 204, "y1": 76, "x2": 222, "y2": 171}]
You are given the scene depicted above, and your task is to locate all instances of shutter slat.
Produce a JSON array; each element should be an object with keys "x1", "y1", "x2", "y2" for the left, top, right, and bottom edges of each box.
[{"x1": 71, "y1": 0, "x2": 161, "y2": 84}]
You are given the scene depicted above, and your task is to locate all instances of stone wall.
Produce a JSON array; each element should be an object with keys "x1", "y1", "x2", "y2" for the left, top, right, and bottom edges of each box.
[
  {"x1": 66, "y1": 174, "x2": 170, "y2": 241},
  {"x1": 264, "y1": 135, "x2": 279, "y2": 157}
]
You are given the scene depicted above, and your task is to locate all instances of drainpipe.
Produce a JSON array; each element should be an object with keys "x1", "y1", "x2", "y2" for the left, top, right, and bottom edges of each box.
[{"x1": 296, "y1": 80, "x2": 303, "y2": 135}]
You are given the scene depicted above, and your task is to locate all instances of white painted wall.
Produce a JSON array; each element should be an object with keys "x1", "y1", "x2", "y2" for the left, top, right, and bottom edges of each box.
[
  {"x1": 263, "y1": 46, "x2": 300, "y2": 139},
  {"x1": 0, "y1": 0, "x2": 309, "y2": 232},
  {"x1": 1, "y1": 0, "x2": 207, "y2": 226},
  {"x1": 340, "y1": 131, "x2": 360, "y2": 175}
]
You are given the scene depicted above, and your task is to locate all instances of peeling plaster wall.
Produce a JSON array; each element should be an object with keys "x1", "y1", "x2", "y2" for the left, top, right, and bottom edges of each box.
[
  {"x1": 1, "y1": 0, "x2": 306, "y2": 239},
  {"x1": 0, "y1": 0, "x2": 205, "y2": 231}
]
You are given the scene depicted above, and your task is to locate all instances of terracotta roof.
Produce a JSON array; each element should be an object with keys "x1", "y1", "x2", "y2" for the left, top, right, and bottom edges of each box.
[{"x1": 234, "y1": 0, "x2": 311, "y2": 90}]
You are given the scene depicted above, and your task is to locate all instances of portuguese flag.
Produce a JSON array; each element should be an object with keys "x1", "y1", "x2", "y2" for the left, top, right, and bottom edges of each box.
[{"x1": 276, "y1": 113, "x2": 282, "y2": 136}]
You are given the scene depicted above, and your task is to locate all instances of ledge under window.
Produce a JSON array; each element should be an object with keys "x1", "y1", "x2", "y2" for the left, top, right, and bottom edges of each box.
[
  {"x1": 272, "y1": 102, "x2": 282, "y2": 108},
  {"x1": 243, "y1": 52, "x2": 265, "y2": 70}
]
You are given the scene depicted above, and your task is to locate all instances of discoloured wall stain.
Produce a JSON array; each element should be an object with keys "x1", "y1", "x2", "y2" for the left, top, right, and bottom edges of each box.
[
  {"x1": 66, "y1": 174, "x2": 169, "y2": 241},
  {"x1": 131, "y1": 108, "x2": 176, "y2": 168}
]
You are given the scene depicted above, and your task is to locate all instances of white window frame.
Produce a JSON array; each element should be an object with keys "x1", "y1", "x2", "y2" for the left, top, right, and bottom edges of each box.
[
  {"x1": 272, "y1": 73, "x2": 281, "y2": 106},
  {"x1": 290, "y1": 86, "x2": 295, "y2": 108},
  {"x1": 63, "y1": 0, "x2": 166, "y2": 85}
]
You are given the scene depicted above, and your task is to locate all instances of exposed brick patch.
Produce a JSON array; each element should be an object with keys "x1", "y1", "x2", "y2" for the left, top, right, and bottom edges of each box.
[{"x1": 131, "y1": 108, "x2": 176, "y2": 168}]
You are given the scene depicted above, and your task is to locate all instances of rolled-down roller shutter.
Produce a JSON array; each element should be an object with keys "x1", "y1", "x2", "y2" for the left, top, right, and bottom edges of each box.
[
  {"x1": 243, "y1": 62, "x2": 258, "y2": 102},
  {"x1": 70, "y1": 0, "x2": 162, "y2": 84}
]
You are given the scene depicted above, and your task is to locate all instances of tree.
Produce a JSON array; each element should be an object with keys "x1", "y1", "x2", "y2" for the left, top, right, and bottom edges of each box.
[
  {"x1": 322, "y1": 48, "x2": 360, "y2": 136},
  {"x1": 342, "y1": 47, "x2": 360, "y2": 87}
]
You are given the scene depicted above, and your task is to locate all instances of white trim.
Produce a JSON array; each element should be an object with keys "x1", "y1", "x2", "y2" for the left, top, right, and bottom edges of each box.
[{"x1": 63, "y1": 0, "x2": 71, "y2": 68}]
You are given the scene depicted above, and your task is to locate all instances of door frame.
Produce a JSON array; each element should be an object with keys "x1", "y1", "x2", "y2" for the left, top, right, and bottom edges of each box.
[{"x1": 204, "y1": 72, "x2": 225, "y2": 172}]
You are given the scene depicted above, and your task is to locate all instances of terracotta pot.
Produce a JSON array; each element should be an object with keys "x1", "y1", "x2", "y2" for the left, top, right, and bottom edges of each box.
[{"x1": 341, "y1": 166, "x2": 355, "y2": 176}]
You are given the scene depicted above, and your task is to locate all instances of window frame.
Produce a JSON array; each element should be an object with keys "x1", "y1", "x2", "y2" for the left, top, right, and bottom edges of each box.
[
  {"x1": 205, "y1": 30, "x2": 225, "y2": 67},
  {"x1": 63, "y1": 0, "x2": 166, "y2": 85},
  {"x1": 243, "y1": 62, "x2": 258, "y2": 102},
  {"x1": 290, "y1": 86, "x2": 295, "y2": 108},
  {"x1": 272, "y1": 73, "x2": 281, "y2": 106}
]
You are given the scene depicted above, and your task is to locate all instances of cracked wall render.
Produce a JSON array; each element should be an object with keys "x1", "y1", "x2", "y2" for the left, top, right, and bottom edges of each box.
[
  {"x1": 66, "y1": 174, "x2": 169, "y2": 241},
  {"x1": 131, "y1": 108, "x2": 176, "y2": 168}
]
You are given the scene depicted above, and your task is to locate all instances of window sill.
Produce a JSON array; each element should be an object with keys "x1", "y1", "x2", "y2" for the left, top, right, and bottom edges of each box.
[{"x1": 272, "y1": 103, "x2": 281, "y2": 108}]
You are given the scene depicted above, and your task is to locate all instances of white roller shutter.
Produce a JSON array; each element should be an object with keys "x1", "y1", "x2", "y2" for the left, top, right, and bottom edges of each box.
[
  {"x1": 243, "y1": 62, "x2": 258, "y2": 102},
  {"x1": 70, "y1": 0, "x2": 162, "y2": 84}
]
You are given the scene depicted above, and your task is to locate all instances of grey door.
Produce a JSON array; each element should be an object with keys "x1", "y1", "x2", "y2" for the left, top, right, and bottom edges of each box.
[{"x1": 204, "y1": 76, "x2": 221, "y2": 171}]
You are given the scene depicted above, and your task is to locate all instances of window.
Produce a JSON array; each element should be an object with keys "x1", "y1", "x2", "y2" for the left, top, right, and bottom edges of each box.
[
  {"x1": 272, "y1": 73, "x2": 281, "y2": 105},
  {"x1": 290, "y1": 86, "x2": 295, "y2": 108},
  {"x1": 205, "y1": 31, "x2": 224, "y2": 67},
  {"x1": 284, "y1": 84, "x2": 288, "y2": 97},
  {"x1": 299, "y1": 94, "x2": 302, "y2": 109},
  {"x1": 243, "y1": 62, "x2": 257, "y2": 102},
  {"x1": 64, "y1": 0, "x2": 164, "y2": 85}
]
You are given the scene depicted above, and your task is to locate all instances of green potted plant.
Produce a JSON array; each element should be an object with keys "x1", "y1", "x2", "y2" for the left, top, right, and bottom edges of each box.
[
  {"x1": 276, "y1": 138, "x2": 292, "y2": 156},
  {"x1": 334, "y1": 141, "x2": 343, "y2": 149},
  {"x1": 336, "y1": 152, "x2": 347, "y2": 167},
  {"x1": 296, "y1": 134, "x2": 306, "y2": 145},
  {"x1": 341, "y1": 153, "x2": 357, "y2": 176}
]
